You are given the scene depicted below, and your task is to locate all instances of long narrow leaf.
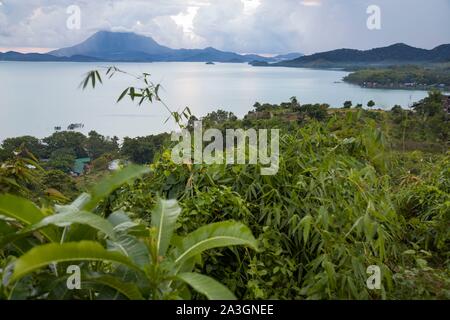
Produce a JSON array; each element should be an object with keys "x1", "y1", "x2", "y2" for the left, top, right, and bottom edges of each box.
[
  {"x1": 151, "y1": 198, "x2": 181, "y2": 257},
  {"x1": 0, "y1": 194, "x2": 59, "y2": 242},
  {"x1": 174, "y1": 221, "x2": 258, "y2": 266},
  {"x1": 10, "y1": 241, "x2": 140, "y2": 283},
  {"x1": 177, "y1": 272, "x2": 236, "y2": 300},
  {"x1": 24, "y1": 210, "x2": 116, "y2": 240}
]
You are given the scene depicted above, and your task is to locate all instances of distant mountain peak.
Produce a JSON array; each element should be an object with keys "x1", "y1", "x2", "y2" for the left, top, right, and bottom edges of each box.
[
  {"x1": 388, "y1": 42, "x2": 411, "y2": 48},
  {"x1": 46, "y1": 31, "x2": 274, "y2": 63},
  {"x1": 50, "y1": 31, "x2": 172, "y2": 59}
]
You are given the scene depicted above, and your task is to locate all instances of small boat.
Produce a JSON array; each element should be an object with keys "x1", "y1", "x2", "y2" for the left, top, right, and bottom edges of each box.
[{"x1": 206, "y1": 61, "x2": 215, "y2": 65}]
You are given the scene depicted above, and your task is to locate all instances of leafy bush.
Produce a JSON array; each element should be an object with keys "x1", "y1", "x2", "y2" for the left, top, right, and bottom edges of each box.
[{"x1": 0, "y1": 166, "x2": 258, "y2": 300}]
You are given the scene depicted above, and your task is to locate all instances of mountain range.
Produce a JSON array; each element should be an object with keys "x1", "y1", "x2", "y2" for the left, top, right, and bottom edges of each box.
[
  {"x1": 0, "y1": 31, "x2": 301, "y2": 63},
  {"x1": 276, "y1": 43, "x2": 450, "y2": 68},
  {"x1": 1, "y1": 32, "x2": 448, "y2": 67}
]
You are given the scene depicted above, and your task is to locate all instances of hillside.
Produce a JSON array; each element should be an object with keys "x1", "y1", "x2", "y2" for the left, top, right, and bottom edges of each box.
[
  {"x1": 0, "y1": 51, "x2": 102, "y2": 62},
  {"x1": 277, "y1": 43, "x2": 450, "y2": 68},
  {"x1": 344, "y1": 65, "x2": 450, "y2": 91}
]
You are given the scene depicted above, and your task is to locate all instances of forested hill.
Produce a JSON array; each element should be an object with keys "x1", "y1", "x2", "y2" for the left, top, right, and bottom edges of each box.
[{"x1": 277, "y1": 43, "x2": 450, "y2": 68}]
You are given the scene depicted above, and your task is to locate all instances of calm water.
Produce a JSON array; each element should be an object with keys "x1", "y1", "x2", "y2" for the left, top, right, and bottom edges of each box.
[{"x1": 0, "y1": 61, "x2": 430, "y2": 141}]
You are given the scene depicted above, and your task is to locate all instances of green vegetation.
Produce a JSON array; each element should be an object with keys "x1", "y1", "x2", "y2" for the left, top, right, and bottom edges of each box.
[
  {"x1": 0, "y1": 166, "x2": 257, "y2": 300},
  {"x1": 0, "y1": 68, "x2": 448, "y2": 300},
  {"x1": 344, "y1": 65, "x2": 450, "y2": 91},
  {"x1": 121, "y1": 134, "x2": 170, "y2": 165}
]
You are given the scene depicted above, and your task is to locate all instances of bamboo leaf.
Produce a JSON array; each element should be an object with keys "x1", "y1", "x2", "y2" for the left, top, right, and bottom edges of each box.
[
  {"x1": 300, "y1": 215, "x2": 313, "y2": 244},
  {"x1": 117, "y1": 88, "x2": 129, "y2": 103}
]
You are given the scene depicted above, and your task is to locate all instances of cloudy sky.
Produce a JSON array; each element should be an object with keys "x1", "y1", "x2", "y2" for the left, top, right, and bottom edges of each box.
[{"x1": 0, "y1": 0, "x2": 449, "y2": 54}]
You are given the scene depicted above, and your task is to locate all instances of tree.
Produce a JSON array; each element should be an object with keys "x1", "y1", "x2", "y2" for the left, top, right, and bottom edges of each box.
[
  {"x1": 343, "y1": 101, "x2": 353, "y2": 109},
  {"x1": 0, "y1": 148, "x2": 8, "y2": 162},
  {"x1": 42, "y1": 169, "x2": 79, "y2": 198},
  {"x1": 391, "y1": 105, "x2": 403, "y2": 114},
  {"x1": 0, "y1": 146, "x2": 42, "y2": 196},
  {"x1": 290, "y1": 96, "x2": 301, "y2": 111},
  {"x1": 413, "y1": 90, "x2": 444, "y2": 117},
  {"x1": 367, "y1": 100, "x2": 376, "y2": 108},
  {"x1": 253, "y1": 102, "x2": 262, "y2": 112},
  {"x1": 299, "y1": 104, "x2": 329, "y2": 121},
  {"x1": 85, "y1": 131, "x2": 119, "y2": 159},
  {"x1": 203, "y1": 110, "x2": 237, "y2": 126},
  {"x1": 46, "y1": 148, "x2": 76, "y2": 173},
  {"x1": 91, "y1": 153, "x2": 115, "y2": 171},
  {"x1": 43, "y1": 131, "x2": 88, "y2": 158},
  {"x1": 1, "y1": 136, "x2": 48, "y2": 160},
  {"x1": 121, "y1": 134, "x2": 169, "y2": 164}
]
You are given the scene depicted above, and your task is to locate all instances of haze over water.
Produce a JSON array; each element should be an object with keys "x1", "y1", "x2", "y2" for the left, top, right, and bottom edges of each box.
[{"x1": 0, "y1": 61, "x2": 430, "y2": 141}]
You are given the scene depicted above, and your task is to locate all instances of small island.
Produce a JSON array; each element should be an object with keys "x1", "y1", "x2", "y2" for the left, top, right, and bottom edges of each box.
[
  {"x1": 344, "y1": 65, "x2": 450, "y2": 91},
  {"x1": 205, "y1": 61, "x2": 215, "y2": 65}
]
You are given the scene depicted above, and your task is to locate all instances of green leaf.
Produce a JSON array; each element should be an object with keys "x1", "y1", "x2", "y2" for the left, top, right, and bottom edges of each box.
[
  {"x1": 177, "y1": 272, "x2": 236, "y2": 300},
  {"x1": 151, "y1": 198, "x2": 181, "y2": 257},
  {"x1": 10, "y1": 241, "x2": 140, "y2": 283},
  {"x1": 25, "y1": 209, "x2": 116, "y2": 240},
  {"x1": 300, "y1": 215, "x2": 313, "y2": 244},
  {"x1": 174, "y1": 221, "x2": 258, "y2": 266},
  {"x1": 107, "y1": 211, "x2": 150, "y2": 267},
  {"x1": 117, "y1": 88, "x2": 130, "y2": 103},
  {"x1": 107, "y1": 234, "x2": 150, "y2": 268},
  {"x1": 0, "y1": 194, "x2": 46, "y2": 225},
  {"x1": 81, "y1": 73, "x2": 90, "y2": 89},
  {"x1": 0, "y1": 194, "x2": 59, "y2": 242},
  {"x1": 95, "y1": 71, "x2": 103, "y2": 84},
  {"x1": 83, "y1": 165, "x2": 151, "y2": 211},
  {"x1": 91, "y1": 72, "x2": 96, "y2": 88},
  {"x1": 85, "y1": 275, "x2": 144, "y2": 300}
]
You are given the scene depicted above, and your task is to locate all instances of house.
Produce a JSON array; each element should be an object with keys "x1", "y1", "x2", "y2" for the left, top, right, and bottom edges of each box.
[{"x1": 72, "y1": 158, "x2": 91, "y2": 176}]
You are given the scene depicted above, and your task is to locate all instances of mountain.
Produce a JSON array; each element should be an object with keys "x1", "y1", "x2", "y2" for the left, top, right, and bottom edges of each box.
[
  {"x1": 273, "y1": 52, "x2": 303, "y2": 61},
  {"x1": 50, "y1": 31, "x2": 173, "y2": 61},
  {"x1": 277, "y1": 43, "x2": 450, "y2": 68},
  {"x1": 48, "y1": 31, "x2": 273, "y2": 63},
  {"x1": 0, "y1": 51, "x2": 101, "y2": 62}
]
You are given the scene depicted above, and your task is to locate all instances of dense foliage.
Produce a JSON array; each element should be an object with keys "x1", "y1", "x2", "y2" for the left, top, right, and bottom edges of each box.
[{"x1": 0, "y1": 69, "x2": 448, "y2": 300}]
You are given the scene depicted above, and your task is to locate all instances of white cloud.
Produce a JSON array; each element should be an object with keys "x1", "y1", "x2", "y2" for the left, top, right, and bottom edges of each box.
[
  {"x1": 242, "y1": 0, "x2": 261, "y2": 14},
  {"x1": 0, "y1": 0, "x2": 448, "y2": 54},
  {"x1": 301, "y1": 0, "x2": 321, "y2": 7}
]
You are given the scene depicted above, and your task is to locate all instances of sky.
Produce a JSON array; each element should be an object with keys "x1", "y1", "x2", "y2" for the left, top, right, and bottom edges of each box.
[{"x1": 0, "y1": 0, "x2": 449, "y2": 55}]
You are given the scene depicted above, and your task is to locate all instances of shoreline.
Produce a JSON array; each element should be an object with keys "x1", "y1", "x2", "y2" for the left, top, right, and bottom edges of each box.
[{"x1": 343, "y1": 81, "x2": 450, "y2": 93}]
